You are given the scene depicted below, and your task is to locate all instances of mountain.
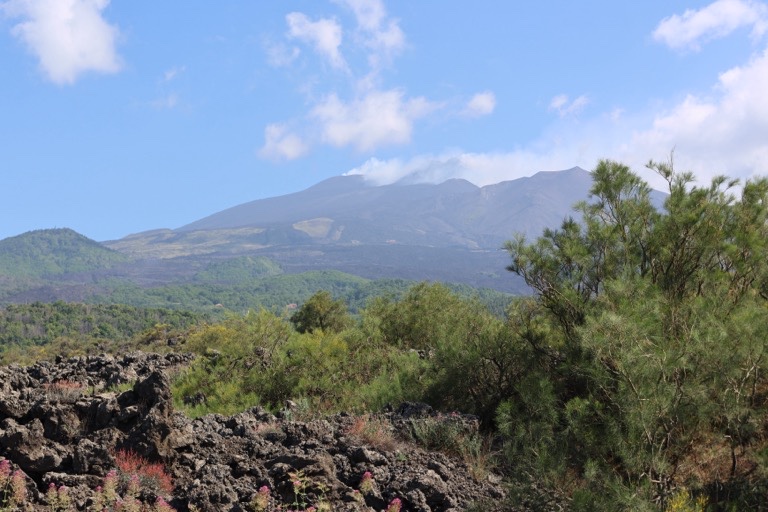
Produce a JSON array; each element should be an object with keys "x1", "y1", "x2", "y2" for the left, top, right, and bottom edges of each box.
[
  {"x1": 0, "y1": 168, "x2": 607, "y2": 306},
  {"x1": 98, "y1": 167, "x2": 597, "y2": 295}
]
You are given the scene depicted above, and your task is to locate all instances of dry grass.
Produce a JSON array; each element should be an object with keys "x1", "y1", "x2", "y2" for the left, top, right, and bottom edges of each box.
[
  {"x1": 346, "y1": 414, "x2": 401, "y2": 452},
  {"x1": 41, "y1": 380, "x2": 85, "y2": 402}
]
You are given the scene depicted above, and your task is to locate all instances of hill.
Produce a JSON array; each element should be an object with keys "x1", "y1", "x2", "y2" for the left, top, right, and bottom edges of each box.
[{"x1": 0, "y1": 228, "x2": 129, "y2": 278}]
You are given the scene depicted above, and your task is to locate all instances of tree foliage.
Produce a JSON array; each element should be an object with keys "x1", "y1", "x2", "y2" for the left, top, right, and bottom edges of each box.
[
  {"x1": 290, "y1": 290, "x2": 352, "y2": 334},
  {"x1": 504, "y1": 158, "x2": 768, "y2": 508}
]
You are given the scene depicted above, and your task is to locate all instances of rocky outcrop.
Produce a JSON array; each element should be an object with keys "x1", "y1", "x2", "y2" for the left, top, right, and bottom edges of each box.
[{"x1": 0, "y1": 353, "x2": 506, "y2": 511}]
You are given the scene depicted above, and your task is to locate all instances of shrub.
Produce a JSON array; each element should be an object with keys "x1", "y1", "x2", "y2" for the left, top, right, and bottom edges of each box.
[{"x1": 347, "y1": 415, "x2": 400, "y2": 452}]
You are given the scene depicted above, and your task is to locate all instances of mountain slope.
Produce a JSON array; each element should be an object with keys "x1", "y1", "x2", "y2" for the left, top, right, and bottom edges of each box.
[
  {"x1": 99, "y1": 168, "x2": 603, "y2": 295},
  {"x1": 176, "y1": 167, "x2": 594, "y2": 249}
]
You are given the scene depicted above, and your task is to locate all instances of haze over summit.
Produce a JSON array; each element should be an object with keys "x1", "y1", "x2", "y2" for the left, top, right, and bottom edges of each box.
[{"x1": 2, "y1": 1, "x2": 768, "y2": 241}]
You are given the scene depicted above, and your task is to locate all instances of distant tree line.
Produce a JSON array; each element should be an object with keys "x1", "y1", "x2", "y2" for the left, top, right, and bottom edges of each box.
[{"x1": 0, "y1": 302, "x2": 207, "y2": 363}]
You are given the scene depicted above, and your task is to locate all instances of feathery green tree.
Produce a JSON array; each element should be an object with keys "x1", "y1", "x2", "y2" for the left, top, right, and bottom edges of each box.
[{"x1": 503, "y1": 158, "x2": 768, "y2": 508}]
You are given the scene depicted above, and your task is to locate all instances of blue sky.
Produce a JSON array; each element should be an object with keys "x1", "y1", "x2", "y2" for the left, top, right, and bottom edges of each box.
[{"x1": 2, "y1": 0, "x2": 768, "y2": 241}]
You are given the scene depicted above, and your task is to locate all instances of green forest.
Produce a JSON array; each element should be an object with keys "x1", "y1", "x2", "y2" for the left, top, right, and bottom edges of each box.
[{"x1": 3, "y1": 159, "x2": 768, "y2": 510}]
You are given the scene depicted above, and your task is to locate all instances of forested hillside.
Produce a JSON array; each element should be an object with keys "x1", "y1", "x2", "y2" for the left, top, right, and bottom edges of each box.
[{"x1": 0, "y1": 228, "x2": 129, "y2": 277}]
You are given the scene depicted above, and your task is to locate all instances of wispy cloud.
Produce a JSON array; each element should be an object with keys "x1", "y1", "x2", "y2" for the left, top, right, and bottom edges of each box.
[
  {"x1": 1, "y1": 0, "x2": 122, "y2": 84},
  {"x1": 286, "y1": 11, "x2": 346, "y2": 70},
  {"x1": 259, "y1": 123, "x2": 310, "y2": 161},
  {"x1": 462, "y1": 91, "x2": 496, "y2": 117},
  {"x1": 162, "y1": 65, "x2": 186, "y2": 83},
  {"x1": 345, "y1": 151, "x2": 583, "y2": 187},
  {"x1": 626, "y1": 45, "x2": 768, "y2": 181},
  {"x1": 265, "y1": 42, "x2": 300, "y2": 67},
  {"x1": 653, "y1": 0, "x2": 768, "y2": 51},
  {"x1": 150, "y1": 93, "x2": 179, "y2": 110},
  {"x1": 549, "y1": 94, "x2": 589, "y2": 118},
  {"x1": 334, "y1": 0, "x2": 405, "y2": 70}
]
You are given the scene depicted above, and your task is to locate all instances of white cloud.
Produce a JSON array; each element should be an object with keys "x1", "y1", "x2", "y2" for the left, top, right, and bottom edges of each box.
[
  {"x1": 311, "y1": 89, "x2": 436, "y2": 151},
  {"x1": 334, "y1": 0, "x2": 405, "y2": 67},
  {"x1": 626, "y1": 45, "x2": 768, "y2": 182},
  {"x1": 261, "y1": 2, "x2": 486, "y2": 160},
  {"x1": 653, "y1": 0, "x2": 768, "y2": 51},
  {"x1": 286, "y1": 12, "x2": 346, "y2": 70},
  {"x1": 266, "y1": 42, "x2": 300, "y2": 67},
  {"x1": 609, "y1": 107, "x2": 625, "y2": 122},
  {"x1": 318, "y1": 2, "x2": 768, "y2": 188},
  {"x1": 336, "y1": 0, "x2": 386, "y2": 32},
  {"x1": 549, "y1": 94, "x2": 589, "y2": 118},
  {"x1": 150, "y1": 93, "x2": 179, "y2": 110},
  {"x1": 162, "y1": 66, "x2": 186, "y2": 83},
  {"x1": 462, "y1": 91, "x2": 496, "y2": 117},
  {"x1": 1, "y1": 0, "x2": 121, "y2": 84},
  {"x1": 345, "y1": 42, "x2": 768, "y2": 190},
  {"x1": 345, "y1": 151, "x2": 584, "y2": 187},
  {"x1": 259, "y1": 123, "x2": 309, "y2": 161}
]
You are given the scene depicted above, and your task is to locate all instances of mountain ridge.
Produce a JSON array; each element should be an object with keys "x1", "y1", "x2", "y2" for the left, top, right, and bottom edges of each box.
[{"x1": 176, "y1": 167, "x2": 592, "y2": 249}]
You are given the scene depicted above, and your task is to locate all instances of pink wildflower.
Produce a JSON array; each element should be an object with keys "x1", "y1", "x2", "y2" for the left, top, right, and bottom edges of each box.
[
  {"x1": 251, "y1": 484, "x2": 271, "y2": 512},
  {"x1": 155, "y1": 496, "x2": 176, "y2": 511},
  {"x1": 10, "y1": 470, "x2": 27, "y2": 504},
  {"x1": 102, "y1": 469, "x2": 119, "y2": 503},
  {"x1": 0, "y1": 459, "x2": 10, "y2": 480},
  {"x1": 386, "y1": 497, "x2": 403, "y2": 512},
  {"x1": 56, "y1": 485, "x2": 72, "y2": 509},
  {"x1": 359, "y1": 470, "x2": 375, "y2": 494}
]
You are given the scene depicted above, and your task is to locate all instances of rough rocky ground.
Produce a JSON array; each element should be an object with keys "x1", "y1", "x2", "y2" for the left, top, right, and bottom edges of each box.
[{"x1": 0, "y1": 352, "x2": 507, "y2": 511}]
